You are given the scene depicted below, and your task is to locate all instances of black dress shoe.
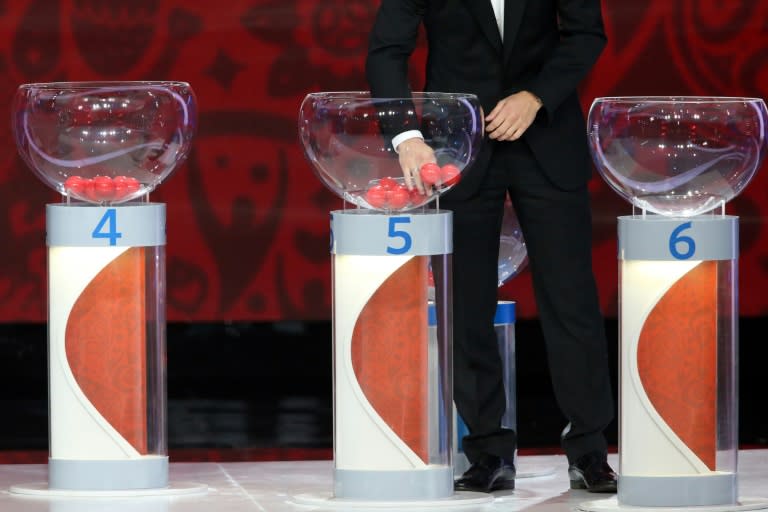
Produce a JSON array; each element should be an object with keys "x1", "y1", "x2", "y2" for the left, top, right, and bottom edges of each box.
[
  {"x1": 568, "y1": 451, "x2": 617, "y2": 493},
  {"x1": 454, "y1": 455, "x2": 516, "y2": 492}
]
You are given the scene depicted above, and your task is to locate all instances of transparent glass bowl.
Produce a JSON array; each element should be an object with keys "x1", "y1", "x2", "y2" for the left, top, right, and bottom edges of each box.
[
  {"x1": 588, "y1": 96, "x2": 767, "y2": 216},
  {"x1": 498, "y1": 198, "x2": 527, "y2": 287},
  {"x1": 13, "y1": 81, "x2": 197, "y2": 204},
  {"x1": 299, "y1": 91, "x2": 484, "y2": 211}
]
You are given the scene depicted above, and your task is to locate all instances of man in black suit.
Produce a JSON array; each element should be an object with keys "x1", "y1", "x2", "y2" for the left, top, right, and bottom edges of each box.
[{"x1": 366, "y1": 0, "x2": 616, "y2": 494}]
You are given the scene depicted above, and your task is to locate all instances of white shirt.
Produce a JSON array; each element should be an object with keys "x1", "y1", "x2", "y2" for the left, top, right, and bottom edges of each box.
[
  {"x1": 491, "y1": 0, "x2": 504, "y2": 41},
  {"x1": 393, "y1": 0, "x2": 503, "y2": 152}
]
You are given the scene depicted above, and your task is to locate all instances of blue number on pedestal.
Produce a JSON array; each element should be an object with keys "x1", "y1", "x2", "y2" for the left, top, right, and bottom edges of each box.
[
  {"x1": 91, "y1": 208, "x2": 123, "y2": 246},
  {"x1": 386, "y1": 217, "x2": 412, "y2": 255},
  {"x1": 669, "y1": 222, "x2": 696, "y2": 260}
]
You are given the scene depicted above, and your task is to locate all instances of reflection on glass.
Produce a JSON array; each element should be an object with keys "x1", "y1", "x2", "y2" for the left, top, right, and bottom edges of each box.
[
  {"x1": 299, "y1": 92, "x2": 483, "y2": 212},
  {"x1": 588, "y1": 96, "x2": 767, "y2": 216},
  {"x1": 13, "y1": 81, "x2": 197, "y2": 205}
]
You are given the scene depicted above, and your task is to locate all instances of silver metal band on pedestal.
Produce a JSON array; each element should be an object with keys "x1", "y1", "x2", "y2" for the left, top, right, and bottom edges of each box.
[
  {"x1": 47, "y1": 203, "x2": 166, "y2": 247},
  {"x1": 49, "y1": 457, "x2": 169, "y2": 491},
  {"x1": 331, "y1": 209, "x2": 451, "y2": 256},
  {"x1": 618, "y1": 214, "x2": 737, "y2": 261}
]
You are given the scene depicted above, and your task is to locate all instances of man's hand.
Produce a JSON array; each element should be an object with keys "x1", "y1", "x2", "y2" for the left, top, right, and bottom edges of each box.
[
  {"x1": 396, "y1": 138, "x2": 437, "y2": 194},
  {"x1": 486, "y1": 91, "x2": 543, "y2": 141}
]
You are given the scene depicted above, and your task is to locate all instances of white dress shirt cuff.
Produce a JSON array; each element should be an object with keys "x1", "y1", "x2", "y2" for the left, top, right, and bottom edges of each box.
[{"x1": 392, "y1": 130, "x2": 424, "y2": 153}]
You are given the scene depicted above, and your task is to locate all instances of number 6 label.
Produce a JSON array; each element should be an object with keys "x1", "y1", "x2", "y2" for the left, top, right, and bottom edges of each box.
[{"x1": 669, "y1": 222, "x2": 695, "y2": 260}]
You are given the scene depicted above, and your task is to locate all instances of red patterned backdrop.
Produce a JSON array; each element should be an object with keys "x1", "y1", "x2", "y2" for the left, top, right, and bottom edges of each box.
[{"x1": 0, "y1": 0, "x2": 767, "y2": 322}]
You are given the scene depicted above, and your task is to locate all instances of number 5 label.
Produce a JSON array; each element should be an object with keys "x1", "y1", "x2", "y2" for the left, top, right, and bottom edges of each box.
[{"x1": 386, "y1": 217, "x2": 413, "y2": 254}]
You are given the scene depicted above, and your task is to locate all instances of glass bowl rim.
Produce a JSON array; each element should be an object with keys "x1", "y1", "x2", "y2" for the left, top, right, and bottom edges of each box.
[
  {"x1": 16, "y1": 80, "x2": 192, "y2": 91},
  {"x1": 303, "y1": 90, "x2": 479, "y2": 101},
  {"x1": 591, "y1": 95, "x2": 765, "y2": 104}
]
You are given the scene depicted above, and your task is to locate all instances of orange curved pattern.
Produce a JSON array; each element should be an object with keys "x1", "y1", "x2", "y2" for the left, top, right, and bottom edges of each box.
[
  {"x1": 350, "y1": 256, "x2": 429, "y2": 463},
  {"x1": 637, "y1": 261, "x2": 717, "y2": 470},
  {"x1": 65, "y1": 247, "x2": 148, "y2": 454}
]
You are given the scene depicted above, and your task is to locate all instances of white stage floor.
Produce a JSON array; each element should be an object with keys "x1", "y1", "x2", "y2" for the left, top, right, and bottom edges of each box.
[{"x1": 1, "y1": 450, "x2": 767, "y2": 512}]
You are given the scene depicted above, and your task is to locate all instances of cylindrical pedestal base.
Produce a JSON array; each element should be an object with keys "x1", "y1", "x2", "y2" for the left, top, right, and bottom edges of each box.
[
  {"x1": 618, "y1": 215, "x2": 738, "y2": 507},
  {"x1": 331, "y1": 210, "x2": 453, "y2": 500},
  {"x1": 46, "y1": 203, "x2": 168, "y2": 491}
]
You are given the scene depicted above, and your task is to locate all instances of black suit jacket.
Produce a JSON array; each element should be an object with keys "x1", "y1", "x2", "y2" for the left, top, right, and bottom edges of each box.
[{"x1": 366, "y1": 0, "x2": 606, "y2": 197}]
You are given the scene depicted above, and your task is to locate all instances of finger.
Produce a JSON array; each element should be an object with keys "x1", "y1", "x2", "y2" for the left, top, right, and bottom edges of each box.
[
  {"x1": 487, "y1": 108, "x2": 509, "y2": 130},
  {"x1": 486, "y1": 99, "x2": 505, "y2": 121},
  {"x1": 413, "y1": 168, "x2": 426, "y2": 195},
  {"x1": 486, "y1": 113, "x2": 499, "y2": 131},
  {"x1": 486, "y1": 116, "x2": 504, "y2": 136},
  {"x1": 403, "y1": 167, "x2": 415, "y2": 191},
  {"x1": 493, "y1": 119, "x2": 514, "y2": 141},
  {"x1": 502, "y1": 124, "x2": 520, "y2": 141},
  {"x1": 506, "y1": 121, "x2": 521, "y2": 140},
  {"x1": 407, "y1": 163, "x2": 426, "y2": 195},
  {"x1": 507, "y1": 125, "x2": 525, "y2": 141},
  {"x1": 488, "y1": 118, "x2": 512, "y2": 139},
  {"x1": 423, "y1": 156, "x2": 437, "y2": 195}
]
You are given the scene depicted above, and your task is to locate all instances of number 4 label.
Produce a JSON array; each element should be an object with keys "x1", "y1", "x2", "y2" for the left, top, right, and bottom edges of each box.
[{"x1": 91, "y1": 208, "x2": 123, "y2": 246}]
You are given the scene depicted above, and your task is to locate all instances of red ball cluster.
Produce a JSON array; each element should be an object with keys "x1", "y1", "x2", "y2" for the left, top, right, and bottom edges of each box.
[
  {"x1": 419, "y1": 163, "x2": 461, "y2": 187},
  {"x1": 363, "y1": 164, "x2": 461, "y2": 210},
  {"x1": 64, "y1": 175, "x2": 141, "y2": 202},
  {"x1": 365, "y1": 177, "x2": 413, "y2": 209}
]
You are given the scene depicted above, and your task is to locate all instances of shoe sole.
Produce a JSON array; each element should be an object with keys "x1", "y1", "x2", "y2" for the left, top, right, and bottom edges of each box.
[
  {"x1": 490, "y1": 480, "x2": 515, "y2": 491},
  {"x1": 455, "y1": 478, "x2": 516, "y2": 493},
  {"x1": 569, "y1": 477, "x2": 616, "y2": 493},
  {"x1": 569, "y1": 469, "x2": 616, "y2": 493}
]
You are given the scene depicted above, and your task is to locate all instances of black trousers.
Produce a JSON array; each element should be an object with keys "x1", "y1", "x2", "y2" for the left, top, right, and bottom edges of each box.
[{"x1": 441, "y1": 140, "x2": 614, "y2": 465}]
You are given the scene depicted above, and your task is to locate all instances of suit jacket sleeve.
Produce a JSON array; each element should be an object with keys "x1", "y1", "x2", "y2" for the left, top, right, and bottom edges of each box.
[
  {"x1": 366, "y1": 0, "x2": 427, "y2": 139},
  {"x1": 366, "y1": 0, "x2": 426, "y2": 100},
  {"x1": 519, "y1": 0, "x2": 607, "y2": 118}
]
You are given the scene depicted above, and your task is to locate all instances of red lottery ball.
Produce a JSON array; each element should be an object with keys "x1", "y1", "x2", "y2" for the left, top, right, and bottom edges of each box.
[
  {"x1": 113, "y1": 181, "x2": 127, "y2": 200},
  {"x1": 82, "y1": 178, "x2": 98, "y2": 201},
  {"x1": 409, "y1": 188, "x2": 427, "y2": 205},
  {"x1": 113, "y1": 175, "x2": 140, "y2": 199},
  {"x1": 440, "y1": 164, "x2": 461, "y2": 186},
  {"x1": 378, "y1": 177, "x2": 398, "y2": 190},
  {"x1": 124, "y1": 177, "x2": 141, "y2": 193},
  {"x1": 419, "y1": 162, "x2": 441, "y2": 185},
  {"x1": 93, "y1": 175, "x2": 116, "y2": 201},
  {"x1": 365, "y1": 185, "x2": 388, "y2": 208},
  {"x1": 388, "y1": 186, "x2": 411, "y2": 209},
  {"x1": 64, "y1": 175, "x2": 85, "y2": 195}
]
